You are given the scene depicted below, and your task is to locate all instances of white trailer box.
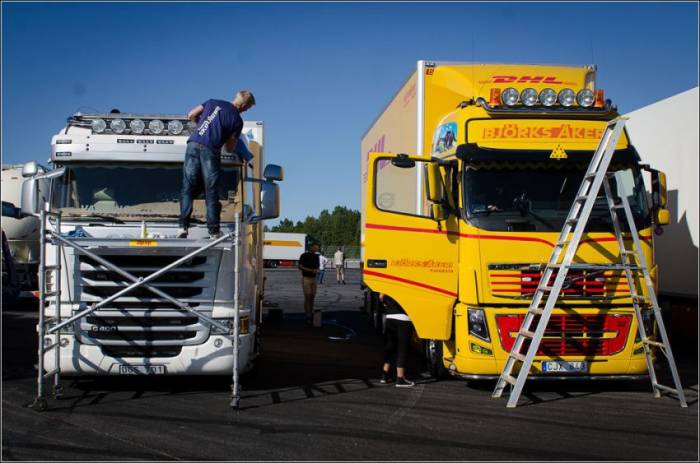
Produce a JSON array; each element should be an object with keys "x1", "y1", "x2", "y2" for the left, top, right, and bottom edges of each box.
[
  {"x1": 626, "y1": 87, "x2": 699, "y2": 299},
  {"x1": 263, "y1": 232, "x2": 308, "y2": 266}
]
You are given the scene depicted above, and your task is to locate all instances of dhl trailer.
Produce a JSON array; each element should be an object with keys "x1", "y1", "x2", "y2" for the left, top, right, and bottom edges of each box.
[{"x1": 361, "y1": 61, "x2": 671, "y2": 379}]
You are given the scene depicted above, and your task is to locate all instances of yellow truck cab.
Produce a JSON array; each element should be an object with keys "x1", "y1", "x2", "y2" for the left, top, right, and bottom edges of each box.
[{"x1": 361, "y1": 61, "x2": 670, "y2": 379}]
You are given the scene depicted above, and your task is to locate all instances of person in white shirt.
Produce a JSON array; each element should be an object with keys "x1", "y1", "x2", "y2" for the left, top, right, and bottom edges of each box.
[
  {"x1": 316, "y1": 251, "x2": 328, "y2": 284},
  {"x1": 334, "y1": 248, "x2": 345, "y2": 285}
]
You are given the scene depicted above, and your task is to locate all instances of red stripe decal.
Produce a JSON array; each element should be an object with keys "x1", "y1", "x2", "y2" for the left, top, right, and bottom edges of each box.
[
  {"x1": 363, "y1": 270, "x2": 457, "y2": 298},
  {"x1": 366, "y1": 223, "x2": 651, "y2": 247}
]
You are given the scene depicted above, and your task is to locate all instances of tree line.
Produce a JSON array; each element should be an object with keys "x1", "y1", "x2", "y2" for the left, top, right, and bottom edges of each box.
[{"x1": 266, "y1": 206, "x2": 361, "y2": 250}]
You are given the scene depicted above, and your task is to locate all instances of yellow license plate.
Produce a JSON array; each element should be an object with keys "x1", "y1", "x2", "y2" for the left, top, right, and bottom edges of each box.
[{"x1": 129, "y1": 240, "x2": 158, "y2": 247}]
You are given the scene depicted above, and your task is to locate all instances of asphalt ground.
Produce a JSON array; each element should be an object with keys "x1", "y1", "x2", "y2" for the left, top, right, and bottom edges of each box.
[{"x1": 2, "y1": 268, "x2": 698, "y2": 461}]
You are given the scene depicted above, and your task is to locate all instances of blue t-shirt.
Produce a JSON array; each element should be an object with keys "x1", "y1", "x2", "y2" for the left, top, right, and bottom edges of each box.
[{"x1": 188, "y1": 99, "x2": 243, "y2": 153}]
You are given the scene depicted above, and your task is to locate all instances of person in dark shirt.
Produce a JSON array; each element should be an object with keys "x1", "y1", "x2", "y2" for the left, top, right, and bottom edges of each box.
[
  {"x1": 298, "y1": 242, "x2": 321, "y2": 326},
  {"x1": 177, "y1": 90, "x2": 256, "y2": 239},
  {"x1": 379, "y1": 294, "x2": 415, "y2": 387}
]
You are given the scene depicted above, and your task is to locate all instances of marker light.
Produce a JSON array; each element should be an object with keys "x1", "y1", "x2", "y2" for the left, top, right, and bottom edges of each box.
[
  {"x1": 558, "y1": 88, "x2": 576, "y2": 107},
  {"x1": 576, "y1": 89, "x2": 595, "y2": 107},
  {"x1": 148, "y1": 119, "x2": 164, "y2": 135},
  {"x1": 130, "y1": 119, "x2": 145, "y2": 134},
  {"x1": 520, "y1": 88, "x2": 538, "y2": 107},
  {"x1": 167, "y1": 120, "x2": 183, "y2": 135},
  {"x1": 539, "y1": 88, "x2": 557, "y2": 107},
  {"x1": 594, "y1": 89, "x2": 606, "y2": 108},
  {"x1": 91, "y1": 118, "x2": 106, "y2": 133},
  {"x1": 109, "y1": 119, "x2": 126, "y2": 134},
  {"x1": 501, "y1": 87, "x2": 519, "y2": 106},
  {"x1": 489, "y1": 88, "x2": 502, "y2": 106}
]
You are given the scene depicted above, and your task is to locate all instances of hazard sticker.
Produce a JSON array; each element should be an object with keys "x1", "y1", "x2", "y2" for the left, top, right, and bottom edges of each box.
[
  {"x1": 550, "y1": 145, "x2": 568, "y2": 159},
  {"x1": 129, "y1": 240, "x2": 158, "y2": 247}
]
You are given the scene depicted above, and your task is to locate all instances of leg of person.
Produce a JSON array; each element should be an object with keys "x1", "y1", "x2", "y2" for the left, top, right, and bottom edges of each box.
[
  {"x1": 178, "y1": 144, "x2": 203, "y2": 238},
  {"x1": 395, "y1": 320, "x2": 415, "y2": 387},
  {"x1": 200, "y1": 146, "x2": 222, "y2": 238},
  {"x1": 336, "y1": 266, "x2": 341, "y2": 283},
  {"x1": 341, "y1": 266, "x2": 345, "y2": 284},
  {"x1": 302, "y1": 277, "x2": 313, "y2": 324},
  {"x1": 319, "y1": 269, "x2": 325, "y2": 284},
  {"x1": 381, "y1": 319, "x2": 397, "y2": 384}
]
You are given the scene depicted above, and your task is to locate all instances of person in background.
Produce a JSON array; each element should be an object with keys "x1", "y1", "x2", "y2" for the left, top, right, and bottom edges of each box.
[
  {"x1": 317, "y1": 251, "x2": 328, "y2": 284},
  {"x1": 298, "y1": 242, "x2": 321, "y2": 326},
  {"x1": 379, "y1": 294, "x2": 415, "y2": 387},
  {"x1": 177, "y1": 90, "x2": 256, "y2": 239},
  {"x1": 334, "y1": 247, "x2": 345, "y2": 285}
]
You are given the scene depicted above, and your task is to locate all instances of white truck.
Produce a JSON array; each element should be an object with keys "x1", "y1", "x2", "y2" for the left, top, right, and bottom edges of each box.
[
  {"x1": 262, "y1": 232, "x2": 310, "y2": 267},
  {"x1": 16, "y1": 111, "x2": 283, "y2": 409}
]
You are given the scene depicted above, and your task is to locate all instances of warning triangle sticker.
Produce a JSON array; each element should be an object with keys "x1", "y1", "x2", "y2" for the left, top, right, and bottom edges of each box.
[{"x1": 550, "y1": 144, "x2": 568, "y2": 159}]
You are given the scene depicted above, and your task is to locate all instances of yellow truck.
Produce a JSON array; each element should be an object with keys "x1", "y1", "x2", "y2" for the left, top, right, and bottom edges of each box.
[{"x1": 361, "y1": 61, "x2": 671, "y2": 379}]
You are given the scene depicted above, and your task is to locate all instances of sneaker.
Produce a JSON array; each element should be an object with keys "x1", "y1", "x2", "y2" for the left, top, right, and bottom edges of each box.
[
  {"x1": 342, "y1": 281, "x2": 346, "y2": 285},
  {"x1": 209, "y1": 230, "x2": 223, "y2": 239},
  {"x1": 379, "y1": 373, "x2": 393, "y2": 385},
  {"x1": 395, "y1": 377, "x2": 415, "y2": 388},
  {"x1": 176, "y1": 228, "x2": 188, "y2": 239}
]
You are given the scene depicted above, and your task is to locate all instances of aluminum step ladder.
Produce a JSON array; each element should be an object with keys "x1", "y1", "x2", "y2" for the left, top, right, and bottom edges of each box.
[{"x1": 491, "y1": 117, "x2": 687, "y2": 408}]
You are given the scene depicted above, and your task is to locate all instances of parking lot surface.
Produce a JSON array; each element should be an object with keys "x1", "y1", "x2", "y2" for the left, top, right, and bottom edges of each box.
[{"x1": 2, "y1": 269, "x2": 698, "y2": 460}]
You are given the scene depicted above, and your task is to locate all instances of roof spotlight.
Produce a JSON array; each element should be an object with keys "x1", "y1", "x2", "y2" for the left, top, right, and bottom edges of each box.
[
  {"x1": 148, "y1": 119, "x2": 164, "y2": 135},
  {"x1": 576, "y1": 89, "x2": 595, "y2": 107},
  {"x1": 539, "y1": 88, "x2": 557, "y2": 107},
  {"x1": 91, "y1": 119, "x2": 106, "y2": 133},
  {"x1": 501, "y1": 87, "x2": 519, "y2": 106},
  {"x1": 558, "y1": 88, "x2": 576, "y2": 107},
  {"x1": 520, "y1": 88, "x2": 538, "y2": 107}
]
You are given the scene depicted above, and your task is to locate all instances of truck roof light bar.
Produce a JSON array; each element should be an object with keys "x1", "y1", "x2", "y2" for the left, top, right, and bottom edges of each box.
[
  {"x1": 475, "y1": 97, "x2": 615, "y2": 117},
  {"x1": 68, "y1": 113, "x2": 194, "y2": 136}
]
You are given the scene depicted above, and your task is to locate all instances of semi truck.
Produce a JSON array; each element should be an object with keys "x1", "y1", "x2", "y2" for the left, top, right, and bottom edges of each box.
[
  {"x1": 262, "y1": 232, "x2": 312, "y2": 267},
  {"x1": 17, "y1": 111, "x2": 282, "y2": 387},
  {"x1": 361, "y1": 61, "x2": 671, "y2": 379},
  {"x1": 2, "y1": 164, "x2": 43, "y2": 290}
]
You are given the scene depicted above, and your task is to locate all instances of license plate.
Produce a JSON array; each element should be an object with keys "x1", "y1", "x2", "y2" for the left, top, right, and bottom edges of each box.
[
  {"x1": 541, "y1": 360, "x2": 587, "y2": 373},
  {"x1": 119, "y1": 365, "x2": 165, "y2": 375}
]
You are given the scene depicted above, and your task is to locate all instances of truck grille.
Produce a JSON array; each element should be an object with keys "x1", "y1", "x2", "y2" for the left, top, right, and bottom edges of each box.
[
  {"x1": 488, "y1": 265, "x2": 631, "y2": 299},
  {"x1": 101, "y1": 346, "x2": 183, "y2": 358},
  {"x1": 496, "y1": 313, "x2": 632, "y2": 356}
]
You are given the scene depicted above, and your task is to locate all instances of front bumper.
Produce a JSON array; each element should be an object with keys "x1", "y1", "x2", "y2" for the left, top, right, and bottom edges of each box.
[{"x1": 44, "y1": 332, "x2": 255, "y2": 375}]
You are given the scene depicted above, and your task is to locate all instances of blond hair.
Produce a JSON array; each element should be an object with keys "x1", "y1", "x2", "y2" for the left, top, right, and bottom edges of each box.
[{"x1": 234, "y1": 90, "x2": 256, "y2": 109}]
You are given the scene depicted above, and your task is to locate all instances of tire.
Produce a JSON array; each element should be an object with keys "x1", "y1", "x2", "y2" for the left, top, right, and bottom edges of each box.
[{"x1": 425, "y1": 339, "x2": 447, "y2": 379}]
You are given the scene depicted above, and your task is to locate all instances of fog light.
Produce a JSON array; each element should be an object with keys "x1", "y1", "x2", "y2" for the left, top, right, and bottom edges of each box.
[
  {"x1": 130, "y1": 119, "x2": 145, "y2": 134},
  {"x1": 91, "y1": 119, "x2": 106, "y2": 133},
  {"x1": 214, "y1": 338, "x2": 223, "y2": 348},
  {"x1": 110, "y1": 118, "x2": 126, "y2": 134},
  {"x1": 167, "y1": 120, "x2": 183, "y2": 135},
  {"x1": 576, "y1": 89, "x2": 595, "y2": 107},
  {"x1": 148, "y1": 119, "x2": 164, "y2": 135},
  {"x1": 44, "y1": 337, "x2": 52, "y2": 347},
  {"x1": 60, "y1": 337, "x2": 69, "y2": 347},
  {"x1": 539, "y1": 88, "x2": 557, "y2": 107}
]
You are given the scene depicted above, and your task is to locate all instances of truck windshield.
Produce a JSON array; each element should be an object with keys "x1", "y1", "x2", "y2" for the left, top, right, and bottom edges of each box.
[
  {"x1": 463, "y1": 162, "x2": 650, "y2": 232},
  {"x1": 51, "y1": 163, "x2": 242, "y2": 222}
]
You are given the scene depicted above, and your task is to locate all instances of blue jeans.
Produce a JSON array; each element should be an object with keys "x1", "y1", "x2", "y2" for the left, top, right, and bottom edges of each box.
[
  {"x1": 317, "y1": 269, "x2": 325, "y2": 284},
  {"x1": 179, "y1": 142, "x2": 221, "y2": 233}
]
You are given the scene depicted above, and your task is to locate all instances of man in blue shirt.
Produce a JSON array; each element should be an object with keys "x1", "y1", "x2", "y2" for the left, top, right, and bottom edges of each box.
[{"x1": 177, "y1": 90, "x2": 256, "y2": 239}]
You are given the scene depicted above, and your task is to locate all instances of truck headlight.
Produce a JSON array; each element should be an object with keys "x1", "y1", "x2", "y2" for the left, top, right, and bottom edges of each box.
[
  {"x1": 110, "y1": 118, "x2": 126, "y2": 134},
  {"x1": 148, "y1": 119, "x2": 164, "y2": 135},
  {"x1": 501, "y1": 87, "x2": 519, "y2": 106},
  {"x1": 130, "y1": 119, "x2": 145, "y2": 134},
  {"x1": 520, "y1": 88, "x2": 538, "y2": 107},
  {"x1": 167, "y1": 120, "x2": 183, "y2": 135},
  {"x1": 539, "y1": 88, "x2": 557, "y2": 107},
  {"x1": 558, "y1": 88, "x2": 576, "y2": 107},
  {"x1": 576, "y1": 89, "x2": 595, "y2": 107},
  {"x1": 468, "y1": 308, "x2": 490, "y2": 342},
  {"x1": 91, "y1": 118, "x2": 106, "y2": 133},
  {"x1": 213, "y1": 316, "x2": 250, "y2": 335}
]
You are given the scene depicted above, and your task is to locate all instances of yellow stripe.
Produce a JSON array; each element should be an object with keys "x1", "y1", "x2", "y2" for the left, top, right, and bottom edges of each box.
[{"x1": 263, "y1": 240, "x2": 303, "y2": 247}]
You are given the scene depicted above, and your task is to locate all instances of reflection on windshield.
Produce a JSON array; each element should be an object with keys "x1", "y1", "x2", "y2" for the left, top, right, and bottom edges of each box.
[
  {"x1": 51, "y1": 163, "x2": 242, "y2": 222},
  {"x1": 463, "y1": 162, "x2": 650, "y2": 232}
]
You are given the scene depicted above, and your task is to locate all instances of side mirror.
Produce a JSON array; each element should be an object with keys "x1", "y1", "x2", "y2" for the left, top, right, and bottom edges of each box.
[
  {"x1": 431, "y1": 204, "x2": 445, "y2": 221},
  {"x1": 259, "y1": 181, "x2": 280, "y2": 220},
  {"x1": 390, "y1": 154, "x2": 415, "y2": 169},
  {"x1": 21, "y1": 161, "x2": 39, "y2": 178},
  {"x1": 20, "y1": 167, "x2": 65, "y2": 216},
  {"x1": 426, "y1": 163, "x2": 444, "y2": 203},
  {"x1": 651, "y1": 170, "x2": 668, "y2": 208},
  {"x1": 263, "y1": 164, "x2": 284, "y2": 182}
]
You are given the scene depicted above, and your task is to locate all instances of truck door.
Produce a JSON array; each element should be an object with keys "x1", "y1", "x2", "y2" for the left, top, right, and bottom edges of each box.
[{"x1": 363, "y1": 153, "x2": 458, "y2": 340}]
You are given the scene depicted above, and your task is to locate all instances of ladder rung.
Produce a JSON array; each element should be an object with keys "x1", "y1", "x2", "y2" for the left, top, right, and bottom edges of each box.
[
  {"x1": 565, "y1": 218, "x2": 578, "y2": 225},
  {"x1": 539, "y1": 286, "x2": 553, "y2": 292},
  {"x1": 620, "y1": 250, "x2": 636, "y2": 255},
  {"x1": 611, "y1": 204, "x2": 625, "y2": 210},
  {"x1": 501, "y1": 374, "x2": 517, "y2": 386},
  {"x1": 555, "y1": 241, "x2": 570, "y2": 248},
  {"x1": 43, "y1": 368, "x2": 59, "y2": 379},
  {"x1": 44, "y1": 265, "x2": 61, "y2": 271},
  {"x1": 529, "y1": 307, "x2": 544, "y2": 315},
  {"x1": 631, "y1": 295, "x2": 648, "y2": 302},
  {"x1": 519, "y1": 329, "x2": 535, "y2": 338},
  {"x1": 575, "y1": 195, "x2": 588, "y2": 203},
  {"x1": 43, "y1": 291, "x2": 60, "y2": 298},
  {"x1": 584, "y1": 172, "x2": 597, "y2": 179},
  {"x1": 510, "y1": 352, "x2": 526, "y2": 362},
  {"x1": 653, "y1": 383, "x2": 681, "y2": 395},
  {"x1": 43, "y1": 342, "x2": 59, "y2": 352},
  {"x1": 643, "y1": 339, "x2": 665, "y2": 348}
]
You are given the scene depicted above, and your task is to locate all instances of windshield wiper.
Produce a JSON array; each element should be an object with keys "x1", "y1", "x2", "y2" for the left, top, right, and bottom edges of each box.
[{"x1": 64, "y1": 213, "x2": 125, "y2": 224}]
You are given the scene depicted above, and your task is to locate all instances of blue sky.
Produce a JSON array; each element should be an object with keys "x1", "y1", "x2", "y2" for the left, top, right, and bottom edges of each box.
[{"x1": 2, "y1": 2, "x2": 698, "y2": 223}]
